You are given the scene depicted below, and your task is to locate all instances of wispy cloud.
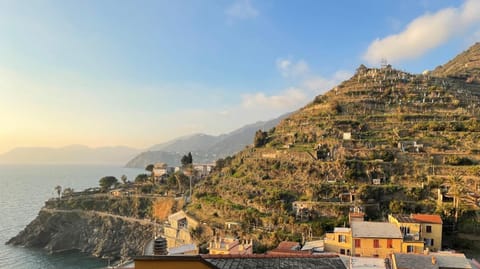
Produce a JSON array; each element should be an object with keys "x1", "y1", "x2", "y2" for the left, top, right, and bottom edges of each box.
[
  {"x1": 276, "y1": 58, "x2": 310, "y2": 78},
  {"x1": 363, "y1": 0, "x2": 480, "y2": 65},
  {"x1": 241, "y1": 59, "x2": 352, "y2": 112},
  {"x1": 225, "y1": 0, "x2": 259, "y2": 20},
  {"x1": 303, "y1": 70, "x2": 352, "y2": 92},
  {"x1": 242, "y1": 88, "x2": 308, "y2": 109}
]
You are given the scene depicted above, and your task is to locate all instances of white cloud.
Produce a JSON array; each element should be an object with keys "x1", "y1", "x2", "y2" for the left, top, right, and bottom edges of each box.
[
  {"x1": 225, "y1": 0, "x2": 259, "y2": 20},
  {"x1": 242, "y1": 88, "x2": 308, "y2": 109},
  {"x1": 276, "y1": 58, "x2": 310, "y2": 78},
  {"x1": 240, "y1": 64, "x2": 352, "y2": 113},
  {"x1": 303, "y1": 70, "x2": 352, "y2": 92},
  {"x1": 363, "y1": 0, "x2": 480, "y2": 65}
]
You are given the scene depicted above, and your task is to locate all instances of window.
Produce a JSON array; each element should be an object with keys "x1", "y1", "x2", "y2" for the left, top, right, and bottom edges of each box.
[
  {"x1": 407, "y1": 245, "x2": 414, "y2": 253},
  {"x1": 387, "y1": 239, "x2": 393, "y2": 248},
  {"x1": 340, "y1": 249, "x2": 345, "y2": 255},
  {"x1": 373, "y1": 239, "x2": 380, "y2": 248},
  {"x1": 424, "y1": 238, "x2": 434, "y2": 246},
  {"x1": 338, "y1": 235, "x2": 346, "y2": 243},
  {"x1": 354, "y1": 239, "x2": 361, "y2": 248},
  {"x1": 426, "y1": 225, "x2": 432, "y2": 233}
]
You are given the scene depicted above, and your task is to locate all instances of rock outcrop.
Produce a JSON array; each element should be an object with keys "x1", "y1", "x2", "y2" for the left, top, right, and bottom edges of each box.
[{"x1": 7, "y1": 208, "x2": 157, "y2": 260}]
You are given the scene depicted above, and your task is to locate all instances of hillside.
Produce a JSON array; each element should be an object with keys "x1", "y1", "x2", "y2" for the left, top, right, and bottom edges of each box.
[
  {"x1": 0, "y1": 145, "x2": 140, "y2": 165},
  {"x1": 432, "y1": 42, "x2": 480, "y2": 83},
  {"x1": 126, "y1": 114, "x2": 288, "y2": 168},
  {"x1": 188, "y1": 43, "x2": 480, "y2": 243}
]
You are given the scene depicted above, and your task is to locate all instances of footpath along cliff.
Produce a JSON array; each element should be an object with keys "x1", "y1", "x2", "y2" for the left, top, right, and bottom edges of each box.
[{"x1": 7, "y1": 191, "x2": 180, "y2": 261}]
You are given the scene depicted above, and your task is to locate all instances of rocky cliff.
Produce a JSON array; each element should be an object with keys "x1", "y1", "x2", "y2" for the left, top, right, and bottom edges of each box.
[{"x1": 7, "y1": 208, "x2": 157, "y2": 261}]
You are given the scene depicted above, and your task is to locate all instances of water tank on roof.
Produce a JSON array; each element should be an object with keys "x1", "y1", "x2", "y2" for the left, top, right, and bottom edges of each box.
[{"x1": 153, "y1": 236, "x2": 167, "y2": 255}]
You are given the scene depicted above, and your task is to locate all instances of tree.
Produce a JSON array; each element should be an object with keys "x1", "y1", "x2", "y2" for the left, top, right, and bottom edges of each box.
[
  {"x1": 181, "y1": 152, "x2": 193, "y2": 167},
  {"x1": 120, "y1": 174, "x2": 128, "y2": 184},
  {"x1": 135, "y1": 173, "x2": 149, "y2": 183},
  {"x1": 254, "y1": 130, "x2": 268, "y2": 147},
  {"x1": 62, "y1": 187, "x2": 74, "y2": 197},
  {"x1": 99, "y1": 176, "x2": 118, "y2": 191},
  {"x1": 145, "y1": 164, "x2": 156, "y2": 183},
  {"x1": 145, "y1": 164, "x2": 154, "y2": 172},
  {"x1": 448, "y1": 174, "x2": 465, "y2": 230},
  {"x1": 54, "y1": 185, "x2": 62, "y2": 198}
]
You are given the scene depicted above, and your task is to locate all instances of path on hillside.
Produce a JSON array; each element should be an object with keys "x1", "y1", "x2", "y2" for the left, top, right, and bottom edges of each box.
[{"x1": 41, "y1": 208, "x2": 163, "y2": 226}]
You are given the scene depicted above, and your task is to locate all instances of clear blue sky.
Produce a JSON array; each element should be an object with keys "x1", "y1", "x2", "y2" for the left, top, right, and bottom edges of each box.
[{"x1": 1, "y1": 0, "x2": 479, "y2": 153}]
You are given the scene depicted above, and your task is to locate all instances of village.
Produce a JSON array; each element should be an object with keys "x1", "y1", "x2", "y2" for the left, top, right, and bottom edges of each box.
[{"x1": 87, "y1": 161, "x2": 480, "y2": 269}]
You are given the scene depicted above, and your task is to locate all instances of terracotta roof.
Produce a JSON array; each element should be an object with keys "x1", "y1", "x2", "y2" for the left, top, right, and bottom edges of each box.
[
  {"x1": 411, "y1": 214, "x2": 443, "y2": 224},
  {"x1": 266, "y1": 241, "x2": 304, "y2": 256},
  {"x1": 276, "y1": 241, "x2": 301, "y2": 250}
]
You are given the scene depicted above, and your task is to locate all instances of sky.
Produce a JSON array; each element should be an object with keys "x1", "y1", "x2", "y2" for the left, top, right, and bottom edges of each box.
[{"x1": 1, "y1": 0, "x2": 479, "y2": 154}]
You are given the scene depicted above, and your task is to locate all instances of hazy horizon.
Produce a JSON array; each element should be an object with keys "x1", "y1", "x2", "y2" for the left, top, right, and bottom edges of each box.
[{"x1": 2, "y1": 0, "x2": 480, "y2": 154}]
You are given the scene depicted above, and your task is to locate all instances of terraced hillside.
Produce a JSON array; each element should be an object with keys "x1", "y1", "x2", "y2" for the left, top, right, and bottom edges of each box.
[{"x1": 188, "y1": 44, "x2": 480, "y2": 246}]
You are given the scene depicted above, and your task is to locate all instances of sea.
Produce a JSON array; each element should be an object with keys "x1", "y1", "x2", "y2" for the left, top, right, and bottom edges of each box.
[{"x1": 0, "y1": 164, "x2": 144, "y2": 269}]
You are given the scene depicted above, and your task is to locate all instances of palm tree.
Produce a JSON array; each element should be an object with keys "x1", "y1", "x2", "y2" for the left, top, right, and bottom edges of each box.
[
  {"x1": 448, "y1": 174, "x2": 465, "y2": 230},
  {"x1": 54, "y1": 185, "x2": 62, "y2": 198}
]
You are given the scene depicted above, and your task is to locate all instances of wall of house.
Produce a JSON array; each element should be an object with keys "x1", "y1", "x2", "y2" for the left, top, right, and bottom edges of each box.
[
  {"x1": 324, "y1": 232, "x2": 352, "y2": 255},
  {"x1": 352, "y1": 237, "x2": 402, "y2": 258},
  {"x1": 420, "y1": 223, "x2": 442, "y2": 252},
  {"x1": 401, "y1": 242, "x2": 424, "y2": 254}
]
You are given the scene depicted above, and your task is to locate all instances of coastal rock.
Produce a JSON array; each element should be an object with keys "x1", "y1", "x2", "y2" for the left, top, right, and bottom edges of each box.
[{"x1": 7, "y1": 209, "x2": 156, "y2": 260}]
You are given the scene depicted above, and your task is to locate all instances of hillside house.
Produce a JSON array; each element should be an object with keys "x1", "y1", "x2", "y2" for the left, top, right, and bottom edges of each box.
[
  {"x1": 164, "y1": 210, "x2": 199, "y2": 250},
  {"x1": 153, "y1": 162, "x2": 174, "y2": 181},
  {"x1": 325, "y1": 221, "x2": 424, "y2": 258},
  {"x1": 193, "y1": 164, "x2": 215, "y2": 178},
  {"x1": 388, "y1": 214, "x2": 443, "y2": 252}
]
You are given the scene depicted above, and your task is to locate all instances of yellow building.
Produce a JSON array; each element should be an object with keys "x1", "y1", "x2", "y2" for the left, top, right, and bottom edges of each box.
[
  {"x1": 163, "y1": 210, "x2": 199, "y2": 251},
  {"x1": 325, "y1": 222, "x2": 409, "y2": 258},
  {"x1": 389, "y1": 214, "x2": 443, "y2": 252},
  {"x1": 324, "y1": 227, "x2": 352, "y2": 256}
]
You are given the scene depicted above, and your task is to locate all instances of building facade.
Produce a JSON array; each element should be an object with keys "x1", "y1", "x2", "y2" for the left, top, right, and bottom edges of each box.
[{"x1": 388, "y1": 214, "x2": 443, "y2": 252}]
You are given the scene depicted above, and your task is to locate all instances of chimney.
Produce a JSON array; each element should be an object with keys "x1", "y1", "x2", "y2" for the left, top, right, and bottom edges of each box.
[{"x1": 431, "y1": 256, "x2": 436, "y2": 265}]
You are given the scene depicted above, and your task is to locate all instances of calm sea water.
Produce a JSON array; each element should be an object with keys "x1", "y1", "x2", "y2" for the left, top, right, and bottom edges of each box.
[{"x1": 0, "y1": 164, "x2": 144, "y2": 269}]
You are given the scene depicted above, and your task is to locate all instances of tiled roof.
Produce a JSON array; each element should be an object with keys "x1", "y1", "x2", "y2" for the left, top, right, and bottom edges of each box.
[
  {"x1": 301, "y1": 240, "x2": 324, "y2": 251},
  {"x1": 393, "y1": 253, "x2": 439, "y2": 269},
  {"x1": 276, "y1": 241, "x2": 301, "y2": 250},
  {"x1": 393, "y1": 253, "x2": 472, "y2": 269},
  {"x1": 267, "y1": 241, "x2": 305, "y2": 256},
  {"x1": 168, "y1": 210, "x2": 187, "y2": 222},
  {"x1": 202, "y1": 254, "x2": 347, "y2": 269},
  {"x1": 433, "y1": 253, "x2": 472, "y2": 269},
  {"x1": 411, "y1": 214, "x2": 443, "y2": 224},
  {"x1": 351, "y1": 222, "x2": 402, "y2": 238},
  {"x1": 392, "y1": 214, "x2": 417, "y2": 223}
]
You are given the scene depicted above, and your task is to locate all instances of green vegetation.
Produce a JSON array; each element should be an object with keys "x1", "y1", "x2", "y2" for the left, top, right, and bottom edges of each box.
[
  {"x1": 181, "y1": 152, "x2": 193, "y2": 167},
  {"x1": 99, "y1": 176, "x2": 118, "y2": 191}
]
